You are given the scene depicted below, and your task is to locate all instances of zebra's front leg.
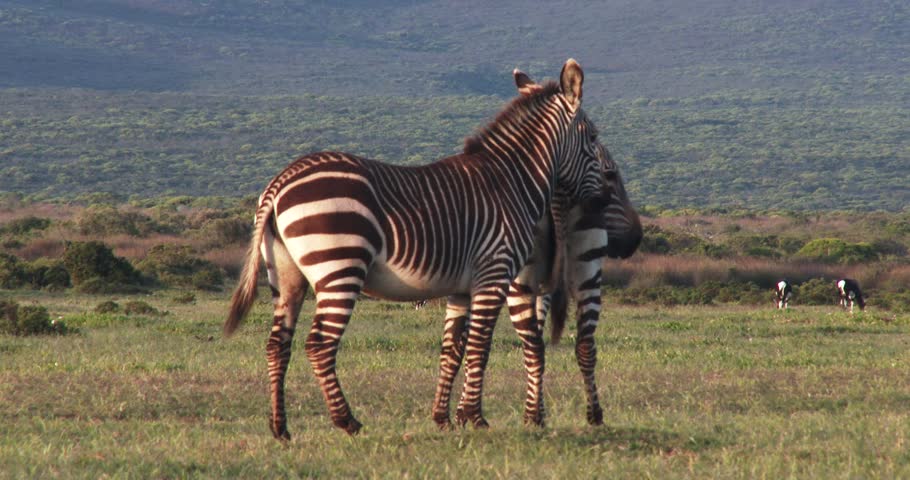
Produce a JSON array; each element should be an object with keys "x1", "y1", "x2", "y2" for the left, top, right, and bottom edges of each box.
[
  {"x1": 432, "y1": 295, "x2": 470, "y2": 429},
  {"x1": 507, "y1": 282, "x2": 546, "y2": 427},
  {"x1": 455, "y1": 283, "x2": 508, "y2": 428},
  {"x1": 305, "y1": 288, "x2": 362, "y2": 435},
  {"x1": 573, "y1": 269, "x2": 604, "y2": 426}
]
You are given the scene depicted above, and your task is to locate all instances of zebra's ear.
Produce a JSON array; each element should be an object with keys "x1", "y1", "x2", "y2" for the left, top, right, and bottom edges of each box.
[
  {"x1": 560, "y1": 58, "x2": 584, "y2": 110},
  {"x1": 513, "y1": 69, "x2": 542, "y2": 96}
]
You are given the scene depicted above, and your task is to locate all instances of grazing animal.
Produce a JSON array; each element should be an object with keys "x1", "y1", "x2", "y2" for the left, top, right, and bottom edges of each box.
[
  {"x1": 429, "y1": 71, "x2": 642, "y2": 427},
  {"x1": 837, "y1": 278, "x2": 865, "y2": 313},
  {"x1": 413, "y1": 299, "x2": 429, "y2": 310},
  {"x1": 225, "y1": 59, "x2": 607, "y2": 439},
  {"x1": 775, "y1": 280, "x2": 792, "y2": 309}
]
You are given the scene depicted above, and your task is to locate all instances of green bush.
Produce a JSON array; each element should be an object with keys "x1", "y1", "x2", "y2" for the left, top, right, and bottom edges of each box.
[
  {"x1": 0, "y1": 300, "x2": 17, "y2": 333},
  {"x1": 0, "y1": 254, "x2": 71, "y2": 291},
  {"x1": 123, "y1": 300, "x2": 164, "y2": 316},
  {"x1": 0, "y1": 253, "x2": 26, "y2": 288},
  {"x1": 22, "y1": 258, "x2": 70, "y2": 290},
  {"x1": 795, "y1": 238, "x2": 879, "y2": 264},
  {"x1": 75, "y1": 205, "x2": 161, "y2": 237},
  {"x1": 62, "y1": 241, "x2": 144, "y2": 293},
  {"x1": 0, "y1": 300, "x2": 67, "y2": 336},
  {"x1": 796, "y1": 278, "x2": 837, "y2": 306},
  {"x1": 136, "y1": 244, "x2": 223, "y2": 290},
  {"x1": 876, "y1": 290, "x2": 910, "y2": 313},
  {"x1": 95, "y1": 301, "x2": 121, "y2": 314},
  {"x1": 0, "y1": 216, "x2": 51, "y2": 235}
]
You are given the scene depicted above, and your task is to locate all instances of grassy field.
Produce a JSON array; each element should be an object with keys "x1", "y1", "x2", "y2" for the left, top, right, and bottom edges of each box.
[{"x1": 1, "y1": 290, "x2": 909, "y2": 478}]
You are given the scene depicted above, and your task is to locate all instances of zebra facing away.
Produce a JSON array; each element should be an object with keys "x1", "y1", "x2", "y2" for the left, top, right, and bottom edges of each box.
[
  {"x1": 837, "y1": 278, "x2": 865, "y2": 313},
  {"x1": 225, "y1": 59, "x2": 608, "y2": 440},
  {"x1": 428, "y1": 72, "x2": 642, "y2": 427}
]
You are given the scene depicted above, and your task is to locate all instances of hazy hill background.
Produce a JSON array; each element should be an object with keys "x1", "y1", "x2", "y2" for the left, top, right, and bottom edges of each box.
[{"x1": 0, "y1": 0, "x2": 907, "y2": 210}]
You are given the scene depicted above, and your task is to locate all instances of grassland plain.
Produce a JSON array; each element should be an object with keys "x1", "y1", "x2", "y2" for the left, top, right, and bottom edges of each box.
[{"x1": 1, "y1": 290, "x2": 909, "y2": 478}]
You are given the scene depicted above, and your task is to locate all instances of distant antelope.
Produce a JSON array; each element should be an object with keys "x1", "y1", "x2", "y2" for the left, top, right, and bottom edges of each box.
[
  {"x1": 836, "y1": 278, "x2": 865, "y2": 313},
  {"x1": 775, "y1": 280, "x2": 792, "y2": 309}
]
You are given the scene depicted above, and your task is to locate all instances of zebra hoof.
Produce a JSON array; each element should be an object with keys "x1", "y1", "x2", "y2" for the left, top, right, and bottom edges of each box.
[
  {"x1": 335, "y1": 416, "x2": 363, "y2": 435},
  {"x1": 523, "y1": 412, "x2": 545, "y2": 427},
  {"x1": 587, "y1": 406, "x2": 604, "y2": 426},
  {"x1": 455, "y1": 407, "x2": 488, "y2": 429},
  {"x1": 433, "y1": 412, "x2": 454, "y2": 430},
  {"x1": 269, "y1": 420, "x2": 291, "y2": 441}
]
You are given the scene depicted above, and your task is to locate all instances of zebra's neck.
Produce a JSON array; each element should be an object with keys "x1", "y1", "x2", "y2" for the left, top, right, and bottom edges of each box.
[{"x1": 462, "y1": 84, "x2": 568, "y2": 225}]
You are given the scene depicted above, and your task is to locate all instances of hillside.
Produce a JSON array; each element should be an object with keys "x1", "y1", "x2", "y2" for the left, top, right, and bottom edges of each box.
[{"x1": 0, "y1": 0, "x2": 907, "y2": 210}]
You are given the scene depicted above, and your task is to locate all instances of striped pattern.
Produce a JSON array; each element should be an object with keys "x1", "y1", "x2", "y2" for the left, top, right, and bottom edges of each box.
[
  {"x1": 432, "y1": 73, "x2": 642, "y2": 427},
  {"x1": 225, "y1": 60, "x2": 607, "y2": 439}
]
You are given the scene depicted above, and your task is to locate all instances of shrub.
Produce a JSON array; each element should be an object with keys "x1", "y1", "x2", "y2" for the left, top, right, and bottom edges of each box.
[
  {"x1": 0, "y1": 299, "x2": 17, "y2": 333},
  {"x1": 0, "y1": 252, "x2": 26, "y2": 288},
  {"x1": 136, "y1": 244, "x2": 224, "y2": 290},
  {"x1": 196, "y1": 217, "x2": 251, "y2": 247},
  {"x1": 795, "y1": 238, "x2": 879, "y2": 264},
  {"x1": 123, "y1": 300, "x2": 163, "y2": 316},
  {"x1": 95, "y1": 301, "x2": 121, "y2": 314},
  {"x1": 0, "y1": 216, "x2": 51, "y2": 235},
  {"x1": 75, "y1": 205, "x2": 160, "y2": 237},
  {"x1": 876, "y1": 291, "x2": 910, "y2": 313},
  {"x1": 22, "y1": 258, "x2": 70, "y2": 290},
  {"x1": 62, "y1": 241, "x2": 144, "y2": 293},
  {"x1": 0, "y1": 300, "x2": 66, "y2": 336},
  {"x1": 797, "y1": 277, "x2": 837, "y2": 306}
]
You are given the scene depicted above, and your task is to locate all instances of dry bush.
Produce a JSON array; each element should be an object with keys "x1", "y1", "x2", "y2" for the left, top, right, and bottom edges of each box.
[{"x1": 201, "y1": 244, "x2": 247, "y2": 278}]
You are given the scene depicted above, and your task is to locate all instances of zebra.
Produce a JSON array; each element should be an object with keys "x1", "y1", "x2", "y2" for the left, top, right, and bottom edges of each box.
[
  {"x1": 775, "y1": 280, "x2": 792, "y2": 309},
  {"x1": 224, "y1": 59, "x2": 609, "y2": 440},
  {"x1": 430, "y1": 71, "x2": 642, "y2": 428},
  {"x1": 837, "y1": 278, "x2": 865, "y2": 313}
]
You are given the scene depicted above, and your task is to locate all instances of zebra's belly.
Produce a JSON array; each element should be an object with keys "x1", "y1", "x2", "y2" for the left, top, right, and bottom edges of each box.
[{"x1": 361, "y1": 260, "x2": 473, "y2": 301}]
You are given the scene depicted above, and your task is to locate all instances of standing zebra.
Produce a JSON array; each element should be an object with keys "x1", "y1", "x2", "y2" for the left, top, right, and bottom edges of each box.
[
  {"x1": 225, "y1": 59, "x2": 609, "y2": 439},
  {"x1": 775, "y1": 280, "x2": 792, "y2": 309},
  {"x1": 837, "y1": 278, "x2": 865, "y2": 313},
  {"x1": 431, "y1": 71, "x2": 642, "y2": 428}
]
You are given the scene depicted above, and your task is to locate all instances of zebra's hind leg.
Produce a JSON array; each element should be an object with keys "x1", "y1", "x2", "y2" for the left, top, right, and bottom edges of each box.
[
  {"x1": 305, "y1": 277, "x2": 365, "y2": 435},
  {"x1": 455, "y1": 282, "x2": 509, "y2": 428},
  {"x1": 573, "y1": 269, "x2": 604, "y2": 426},
  {"x1": 507, "y1": 282, "x2": 546, "y2": 427},
  {"x1": 263, "y1": 236, "x2": 309, "y2": 441},
  {"x1": 432, "y1": 294, "x2": 470, "y2": 429}
]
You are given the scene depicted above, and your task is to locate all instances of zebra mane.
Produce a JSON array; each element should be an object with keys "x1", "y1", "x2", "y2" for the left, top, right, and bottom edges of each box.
[{"x1": 463, "y1": 81, "x2": 562, "y2": 155}]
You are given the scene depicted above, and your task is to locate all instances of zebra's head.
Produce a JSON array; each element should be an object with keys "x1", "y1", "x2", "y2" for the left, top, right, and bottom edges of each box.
[
  {"x1": 515, "y1": 61, "x2": 641, "y2": 259},
  {"x1": 599, "y1": 145, "x2": 643, "y2": 259},
  {"x1": 514, "y1": 59, "x2": 606, "y2": 210}
]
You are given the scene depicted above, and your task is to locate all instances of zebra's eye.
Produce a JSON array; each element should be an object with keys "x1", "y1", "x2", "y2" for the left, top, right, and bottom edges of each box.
[{"x1": 604, "y1": 170, "x2": 617, "y2": 181}]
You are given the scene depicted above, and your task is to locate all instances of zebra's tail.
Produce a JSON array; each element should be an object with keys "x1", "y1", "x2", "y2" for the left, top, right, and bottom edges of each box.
[
  {"x1": 224, "y1": 194, "x2": 275, "y2": 337},
  {"x1": 549, "y1": 280, "x2": 569, "y2": 345}
]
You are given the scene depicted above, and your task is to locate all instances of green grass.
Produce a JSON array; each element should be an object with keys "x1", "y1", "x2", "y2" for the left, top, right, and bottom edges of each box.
[{"x1": 1, "y1": 290, "x2": 909, "y2": 478}]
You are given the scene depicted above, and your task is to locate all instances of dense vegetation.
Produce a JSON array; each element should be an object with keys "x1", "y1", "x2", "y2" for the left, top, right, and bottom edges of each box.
[
  {"x1": 1, "y1": 198, "x2": 908, "y2": 311},
  {"x1": 0, "y1": 0, "x2": 907, "y2": 210}
]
